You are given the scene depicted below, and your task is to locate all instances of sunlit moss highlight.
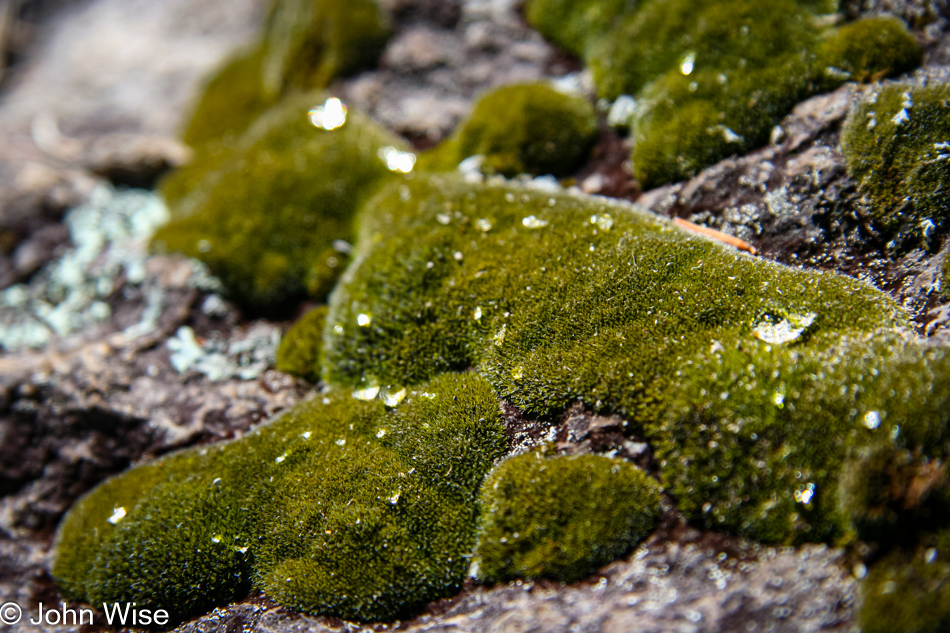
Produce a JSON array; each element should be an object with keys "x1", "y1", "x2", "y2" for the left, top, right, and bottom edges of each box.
[
  {"x1": 276, "y1": 306, "x2": 328, "y2": 382},
  {"x1": 53, "y1": 372, "x2": 507, "y2": 623},
  {"x1": 474, "y1": 450, "x2": 661, "y2": 582}
]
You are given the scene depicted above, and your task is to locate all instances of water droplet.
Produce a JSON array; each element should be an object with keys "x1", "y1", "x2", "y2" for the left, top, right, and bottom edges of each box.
[
  {"x1": 493, "y1": 323, "x2": 507, "y2": 346},
  {"x1": 357, "y1": 313, "x2": 372, "y2": 327},
  {"x1": 926, "y1": 548, "x2": 938, "y2": 564},
  {"x1": 772, "y1": 390, "x2": 785, "y2": 407},
  {"x1": 353, "y1": 380, "x2": 380, "y2": 401},
  {"x1": 335, "y1": 438, "x2": 346, "y2": 447},
  {"x1": 422, "y1": 391, "x2": 436, "y2": 400},
  {"x1": 512, "y1": 366, "x2": 524, "y2": 380},
  {"x1": 505, "y1": 192, "x2": 516, "y2": 203},
  {"x1": 108, "y1": 507, "x2": 127, "y2": 524},
  {"x1": 437, "y1": 213, "x2": 452, "y2": 225},
  {"x1": 390, "y1": 492, "x2": 401, "y2": 505},
  {"x1": 301, "y1": 431, "x2": 312, "y2": 440},
  {"x1": 680, "y1": 51, "x2": 696, "y2": 75},
  {"x1": 476, "y1": 218, "x2": 493, "y2": 232},
  {"x1": 378, "y1": 146, "x2": 416, "y2": 173},
  {"x1": 197, "y1": 239, "x2": 212, "y2": 253},
  {"x1": 794, "y1": 483, "x2": 815, "y2": 505},
  {"x1": 376, "y1": 428, "x2": 387, "y2": 439},
  {"x1": 333, "y1": 324, "x2": 344, "y2": 335},
  {"x1": 474, "y1": 306, "x2": 483, "y2": 320},
  {"x1": 211, "y1": 534, "x2": 222, "y2": 543},
  {"x1": 308, "y1": 98, "x2": 347, "y2": 130},
  {"x1": 275, "y1": 452, "x2": 287, "y2": 463},
  {"x1": 453, "y1": 251, "x2": 464, "y2": 261},
  {"x1": 752, "y1": 312, "x2": 815, "y2": 344},
  {"x1": 381, "y1": 386, "x2": 407, "y2": 407},
  {"x1": 522, "y1": 215, "x2": 549, "y2": 229},
  {"x1": 863, "y1": 411, "x2": 881, "y2": 430},
  {"x1": 590, "y1": 213, "x2": 614, "y2": 231}
]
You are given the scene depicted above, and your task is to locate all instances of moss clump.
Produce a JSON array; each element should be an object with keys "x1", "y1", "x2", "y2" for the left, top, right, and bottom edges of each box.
[
  {"x1": 152, "y1": 94, "x2": 406, "y2": 309},
  {"x1": 858, "y1": 528, "x2": 950, "y2": 633},
  {"x1": 320, "y1": 174, "x2": 948, "y2": 544},
  {"x1": 276, "y1": 306, "x2": 328, "y2": 382},
  {"x1": 421, "y1": 83, "x2": 597, "y2": 178},
  {"x1": 841, "y1": 83, "x2": 950, "y2": 248},
  {"x1": 524, "y1": 0, "x2": 921, "y2": 186},
  {"x1": 473, "y1": 450, "x2": 661, "y2": 582},
  {"x1": 53, "y1": 372, "x2": 507, "y2": 623},
  {"x1": 817, "y1": 16, "x2": 923, "y2": 84},
  {"x1": 179, "y1": 0, "x2": 389, "y2": 153},
  {"x1": 654, "y1": 329, "x2": 950, "y2": 543}
]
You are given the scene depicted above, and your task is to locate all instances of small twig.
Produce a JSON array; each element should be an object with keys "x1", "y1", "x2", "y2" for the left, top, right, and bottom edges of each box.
[{"x1": 673, "y1": 217, "x2": 759, "y2": 255}]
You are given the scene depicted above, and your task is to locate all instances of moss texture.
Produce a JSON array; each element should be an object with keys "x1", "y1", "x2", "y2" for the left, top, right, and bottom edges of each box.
[
  {"x1": 841, "y1": 82, "x2": 950, "y2": 248},
  {"x1": 179, "y1": 0, "x2": 388, "y2": 153},
  {"x1": 276, "y1": 306, "x2": 328, "y2": 382},
  {"x1": 152, "y1": 93, "x2": 406, "y2": 309},
  {"x1": 53, "y1": 372, "x2": 507, "y2": 623},
  {"x1": 421, "y1": 83, "x2": 598, "y2": 178},
  {"x1": 858, "y1": 528, "x2": 950, "y2": 633},
  {"x1": 322, "y1": 173, "x2": 950, "y2": 548},
  {"x1": 474, "y1": 450, "x2": 661, "y2": 582},
  {"x1": 524, "y1": 0, "x2": 921, "y2": 186}
]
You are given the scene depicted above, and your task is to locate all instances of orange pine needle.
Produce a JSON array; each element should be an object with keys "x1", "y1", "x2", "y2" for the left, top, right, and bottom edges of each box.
[{"x1": 673, "y1": 217, "x2": 759, "y2": 255}]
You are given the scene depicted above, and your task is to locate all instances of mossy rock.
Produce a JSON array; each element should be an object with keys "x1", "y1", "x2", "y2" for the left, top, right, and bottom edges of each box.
[
  {"x1": 178, "y1": 0, "x2": 389, "y2": 154},
  {"x1": 276, "y1": 306, "x2": 328, "y2": 382},
  {"x1": 655, "y1": 328, "x2": 950, "y2": 544},
  {"x1": 420, "y1": 83, "x2": 598, "y2": 178},
  {"x1": 152, "y1": 94, "x2": 406, "y2": 309},
  {"x1": 322, "y1": 173, "x2": 950, "y2": 545},
  {"x1": 525, "y1": 0, "x2": 921, "y2": 186},
  {"x1": 53, "y1": 372, "x2": 507, "y2": 624},
  {"x1": 474, "y1": 449, "x2": 661, "y2": 582},
  {"x1": 858, "y1": 528, "x2": 950, "y2": 633},
  {"x1": 841, "y1": 82, "x2": 950, "y2": 248}
]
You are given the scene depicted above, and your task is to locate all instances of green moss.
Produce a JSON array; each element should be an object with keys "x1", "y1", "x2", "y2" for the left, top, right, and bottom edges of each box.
[
  {"x1": 859, "y1": 528, "x2": 950, "y2": 633},
  {"x1": 525, "y1": 0, "x2": 921, "y2": 186},
  {"x1": 321, "y1": 173, "x2": 950, "y2": 546},
  {"x1": 420, "y1": 83, "x2": 597, "y2": 178},
  {"x1": 473, "y1": 449, "x2": 661, "y2": 582},
  {"x1": 182, "y1": 45, "x2": 272, "y2": 151},
  {"x1": 841, "y1": 83, "x2": 950, "y2": 248},
  {"x1": 152, "y1": 94, "x2": 406, "y2": 309},
  {"x1": 260, "y1": 0, "x2": 389, "y2": 98},
  {"x1": 817, "y1": 16, "x2": 923, "y2": 84},
  {"x1": 654, "y1": 329, "x2": 950, "y2": 543},
  {"x1": 276, "y1": 306, "x2": 328, "y2": 382},
  {"x1": 53, "y1": 372, "x2": 507, "y2": 623}
]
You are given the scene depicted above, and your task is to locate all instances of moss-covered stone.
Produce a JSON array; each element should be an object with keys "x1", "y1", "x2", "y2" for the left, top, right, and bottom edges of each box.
[
  {"x1": 841, "y1": 82, "x2": 950, "y2": 248},
  {"x1": 323, "y1": 173, "x2": 950, "y2": 545},
  {"x1": 178, "y1": 0, "x2": 388, "y2": 153},
  {"x1": 525, "y1": 0, "x2": 921, "y2": 186},
  {"x1": 53, "y1": 372, "x2": 507, "y2": 623},
  {"x1": 152, "y1": 94, "x2": 406, "y2": 309},
  {"x1": 655, "y1": 329, "x2": 950, "y2": 543},
  {"x1": 420, "y1": 83, "x2": 597, "y2": 178},
  {"x1": 276, "y1": 306, "x2": 328, "y2": 382},
  {"x1": 474, "y1": 449, "x2": 661, "y2": 582},
  {"x1": 858, "y1": 528, "x2": 950, "y2": 633}
]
